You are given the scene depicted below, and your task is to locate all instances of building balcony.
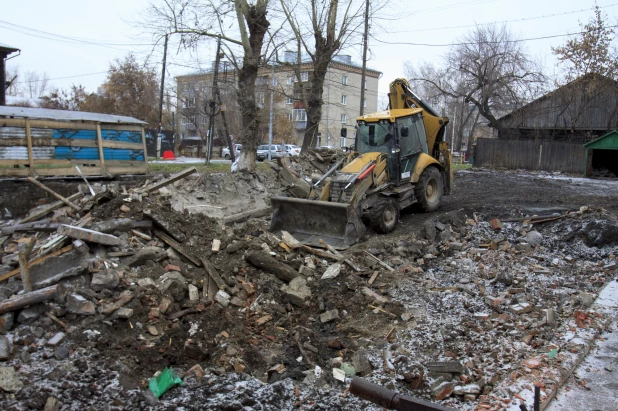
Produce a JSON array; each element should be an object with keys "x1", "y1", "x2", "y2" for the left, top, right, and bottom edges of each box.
[{"x1": 294, "y1": 121, "x2": 307, "y2": 130}]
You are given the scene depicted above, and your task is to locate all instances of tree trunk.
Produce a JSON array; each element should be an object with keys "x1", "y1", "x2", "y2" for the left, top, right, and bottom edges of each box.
[
  {"x1": 302, "y1": 47, "x2": 333, "y2": 152},
  {"x1": 235, "y1": 1, "x2": 269, "y2": 172}
]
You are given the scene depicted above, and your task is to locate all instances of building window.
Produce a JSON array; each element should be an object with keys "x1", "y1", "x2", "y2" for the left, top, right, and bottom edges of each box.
[
  {"x1": 287, "y1": 112, "x2": 293, "y2": 121},
  {"x1": 272, "y1": 77, "x2": 278, "y2": 86},
  {"x1": 183, "y1": 97, "x2": 196, "y2": 108},
  {"x1": 255, "y1": 92, "x2": 265, "y2": 107},
  {"x1": 341, "y1": 113, "x2": 347, "y2": 124},
  {"x1": 364, "y1": 99, "x2": 367, "y2": 108},
  {"x1": 301, "y1": 71, "x2": 309, "y2": 82},
  {"x1": 341, "y1": 95, "x2": 347, "y2": 105},
  {"x1": 292, "y1": 109, "x2": 307, "y2": 121},
  {"x1": 342, "y1": 75, "x2": 348, "y2": 85},
  {"x1": 340, "y1": 136, "x2": 346, "y2": 147},
  {"x1": 286, "y1": 96, "x2": 294, "y2": 104},
  {"x1": 316, "y1": 134, "x2": 321, "y2": 147},
  {"x1": 287, "y1": 76, "x2": 294, "y2": 85},
  {"x1": 364, "y1": 80, "x2": 367, "y2": 90}
]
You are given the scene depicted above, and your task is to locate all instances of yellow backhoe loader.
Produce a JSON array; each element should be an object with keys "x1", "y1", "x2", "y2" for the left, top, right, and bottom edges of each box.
[{"x1": 271, "y1": 78, "x2": 452, "y2": 249}]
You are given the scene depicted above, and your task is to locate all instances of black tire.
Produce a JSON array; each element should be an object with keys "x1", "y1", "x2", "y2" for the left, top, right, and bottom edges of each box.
[
  {"x1": 414, "y1": 166, "x2": 443, "y2": 212},
  {"x1": 369, "y1": 197, "x2": 400, "y2": 234},
  {"x1": 224, "y1": 154, "x2": 231, "y2": 160}
]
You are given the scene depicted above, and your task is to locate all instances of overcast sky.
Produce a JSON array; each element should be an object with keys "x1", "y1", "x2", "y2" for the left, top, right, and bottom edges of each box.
[{"x1": 3, "y1": 0, "x2": 617, "y2": 106}]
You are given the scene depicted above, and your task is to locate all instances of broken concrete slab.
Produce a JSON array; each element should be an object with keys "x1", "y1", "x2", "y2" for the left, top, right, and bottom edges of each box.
[
  {"x1": 17, "y1": 304, "x2": 47, "y2": 324},
  {"x1": 66, "y1": 294, "x2": 96, "y2": 315},
  {"x1": 89, "y1": 218, "x2": 134, "y2": 234},
  {"x1": 45, "y1": 332, "x2": 66, "y2": 347},
  {"x1": 123, "y1": 246, "x2": 166, "y2": 267},
  {"x1": 57, "y1": 225, "x2": 120, "y2": 246},
  {"x1": 321, "y1": 263, "x2": 341, "y2": 280},
  {"x1": 0, "y1": 313, "x2": 14, "y2": 334},
  {"x1": 143, "y1": 209, "x2": 186, "y2": 243},
  {"x1": 508, "y1": 302, "x2": 532, "y2": 315},
  {"x1": 426, "y1": 361, "x2": 464, "y2": 374},
  {"x1": 215, "y1": 290, "x2": 231, "y2": 307},
  {"x1": 188, "y1": 284, "x2": 199, "y2": 301},
  {"x1": 90, "y1": 269, "x2": 120, "y2": 291},
  {"x1": 432, "y1": 381, "x2": 454, "y2": 400},
  {"x1": 0, "y1": 336, "x2": 9, "y2": 360},
  {"x1": 281, "y1": 277, "x2": 312, "y2": 307},
  {"x1": 0, "y1": 366, "x2": 23, "y2": 392},
  {"x1": 320, "y1": 309, "x2": 339, "y2": 323}
]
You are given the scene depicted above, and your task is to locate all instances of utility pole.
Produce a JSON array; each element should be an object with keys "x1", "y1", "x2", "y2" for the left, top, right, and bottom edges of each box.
[
  {"x1": 158, "y1": 34, "x2": 168, "y2": 158},
  {"x1": 268, "y1": 65, "x2": 274, "y2": 161},
  {"x1": 359, "y1": 0, "x2": 370, "y2": 117},
  {"x1": 214, "y1": 61, "x2": 234, "y2": 162},
  {"x1": 206, "y1": 38, "x2": 223, "y2": 164}
]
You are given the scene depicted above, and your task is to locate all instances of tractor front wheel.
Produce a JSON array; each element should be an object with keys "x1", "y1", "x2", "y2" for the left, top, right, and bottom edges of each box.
[
  {"x1": 369, "y1": 197, "x2": 400, "y2": 234},
  {"x1": 414, "y1": 166, "x2": 443, "y2": 212}
]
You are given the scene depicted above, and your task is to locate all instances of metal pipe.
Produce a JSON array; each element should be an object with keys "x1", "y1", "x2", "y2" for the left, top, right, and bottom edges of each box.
[
  {"x1": 350, "y1": 378, "x2": 456, "y2": 411},
  {"x1": 313, "y1": 156, "x2": 347, "y2": 187}
]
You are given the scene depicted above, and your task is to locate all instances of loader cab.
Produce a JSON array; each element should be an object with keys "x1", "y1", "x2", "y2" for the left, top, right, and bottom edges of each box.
[{"x1": 356, "y1": 109, "x2": 427, "y2": 186}]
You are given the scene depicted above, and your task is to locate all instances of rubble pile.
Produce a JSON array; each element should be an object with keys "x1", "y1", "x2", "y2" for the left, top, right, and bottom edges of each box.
[{"x1": 0, "y1": 166, "x2": 616, "y2": 410}]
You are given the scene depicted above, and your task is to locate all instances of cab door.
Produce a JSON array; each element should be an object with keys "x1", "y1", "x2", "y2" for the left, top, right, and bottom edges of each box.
[{"x1": 396, "y1": 113, "x2": 428, "y2": 183}]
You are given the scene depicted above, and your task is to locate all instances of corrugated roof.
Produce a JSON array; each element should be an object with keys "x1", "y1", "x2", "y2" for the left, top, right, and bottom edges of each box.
[
  {"x1": 584, "y1": 130, "x2": 618, "y2": 149},
  {"x1": 0, "y1": 106, "x2": 146, "y2": 125}
]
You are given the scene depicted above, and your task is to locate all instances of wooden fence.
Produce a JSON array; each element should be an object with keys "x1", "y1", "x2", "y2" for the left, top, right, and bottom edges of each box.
[
  {"x1": 474, "y1": 139, "x2": 585, "y2": 174},
  {"x1": 0, "y1": 117, "x2": 148, "y2": 178}
]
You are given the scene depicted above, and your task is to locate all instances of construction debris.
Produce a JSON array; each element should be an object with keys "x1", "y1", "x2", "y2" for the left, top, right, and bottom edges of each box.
[{"x1": 0, "y1": 165, "x2": 617, "y2": 410}]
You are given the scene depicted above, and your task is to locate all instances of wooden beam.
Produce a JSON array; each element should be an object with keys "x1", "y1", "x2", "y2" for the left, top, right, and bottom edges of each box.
[
  {"x1": 141, "y1": 127, "x2": 148, "y2": 168},
  {"x1": 57, "y1": 225, "x2": 121, "y2": 246},
  {"x1": 0, "y1": 137, "x2": 143, "y2": 150},
  {"x1": 27, "y1": 177, "x2": 81, "y2": 212},
  {"x1": 0, "y1": 285, "x2": 58, "y2": 315},
  {"x1": 199, "y1": 257, "x2": 228, "y2": 291},
  {"x1": 141, "y1": 167, "x2": 197, "y2": 193},
  {"x1": 20, "y1": 193, "x2": 83, "y2": 224},
  {"x1": 95, "y1": 123, "x2": 107, "y2": 175},
  {"x1": 154, "y1": 230, "x2": 202, "y2": 266},
  {"x1": 25, "y1": 119, "x2": 35, "y2": 173},
  {"x1": 223, "y1": 207, "x2": 271, "y2": 225}
]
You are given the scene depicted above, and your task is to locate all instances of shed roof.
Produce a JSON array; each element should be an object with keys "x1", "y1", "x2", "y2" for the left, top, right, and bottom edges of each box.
[
  {"x1": 584, "y1": 129, "x2": 618, "y2": 150},
  {"x1": 0, "y1": 43, "x2": 20, "y2": 54},
  {"x1": 0, "y1": 106, "x2": 146, "y2": 125}
]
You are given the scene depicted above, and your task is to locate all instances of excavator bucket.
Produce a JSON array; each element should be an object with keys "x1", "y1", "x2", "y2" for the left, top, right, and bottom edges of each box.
[{"x1": 270, "y1": 196, "x2": 366, "y2": 250}]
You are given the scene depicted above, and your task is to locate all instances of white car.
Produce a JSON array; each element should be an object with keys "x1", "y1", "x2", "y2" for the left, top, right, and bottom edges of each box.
[
  {"x1": 222, "y1": 144, "x2": 241, "y2": 160},
  {"x1": 284, "y1": 144, "x2": 301, "y2": 156}
]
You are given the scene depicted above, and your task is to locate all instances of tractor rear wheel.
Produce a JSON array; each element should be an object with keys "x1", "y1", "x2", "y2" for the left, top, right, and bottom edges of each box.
[
  {"x1": 370, "y1": 197, "x2": 400, "y2": 234},
  {"x1": 414, "y1": 166, "x2": 443, "y2": 212}
]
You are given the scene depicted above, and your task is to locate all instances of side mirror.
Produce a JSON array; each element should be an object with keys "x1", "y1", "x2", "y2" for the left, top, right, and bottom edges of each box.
[{"x1": 401, "y1": 127, "x2": 409, "y2": 137}]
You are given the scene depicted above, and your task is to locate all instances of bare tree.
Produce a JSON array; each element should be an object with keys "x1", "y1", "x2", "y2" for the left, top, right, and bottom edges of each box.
[
  {"x1": 146, "y1": 0, "x2": 272, "y2": 171},
  {"x1": 410, "y1": 24, "x2": 545, "y2": 138},
  {"x1": 25, "y1": 71, "x2": 50, "y2": 99},
  {"x1": 5, "y1": 66, "x2": 21, "y2": 97},
  {"x1": 278, "y1": 0, "x2": 383, "y2": 151}
]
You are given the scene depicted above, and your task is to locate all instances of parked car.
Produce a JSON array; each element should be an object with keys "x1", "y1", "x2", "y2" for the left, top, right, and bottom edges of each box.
[
  {"x1": 284, "y1": 144, "x2": 301, "y2": 156},
  {"x1": 222, "y1": 144, "x2": 242, "y2": 160},
  {"x1": 256, "y1": 144, "x2": 283, "y2": 161}
]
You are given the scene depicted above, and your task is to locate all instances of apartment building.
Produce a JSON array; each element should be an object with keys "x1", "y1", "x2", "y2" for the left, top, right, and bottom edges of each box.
[{"x1": 175, "y1": 55, "x2": 381, "y2": 148}]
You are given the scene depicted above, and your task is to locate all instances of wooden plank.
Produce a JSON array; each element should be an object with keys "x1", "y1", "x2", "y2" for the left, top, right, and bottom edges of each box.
[
  {"x1": 223, "y1": 207, "x2": 271, "y2": 224},
  {"x1": 141, "y1": 167, "x2": 197, "y2": 193},
  {"x1": 0, "y1": 118, "x2": 98, "y2": 130},
  {"x1": 0, "y1": 165, "x2": 147, "y2": 178},
  {"x1": 364, "y1": 251, "x2": 395, "y2": 272},
  {"x1": 0, "y1": 137, "x2": 142, "y2": 150},
  {"x1": 25, "y1": 119, "x2": 35, "y2": 172},
  {"x1": 103, "y1": 124, "x2": 144, "y2": 132},
  {"x1": 199, "y1": 257, "x2": 228, "y2": 291},
  {"x1": 0, "y1": 245, "x2": 73, "y2": 282},
  {"x1": 0, "y1": 159, "x2": 145, "y2": 166},
  {"x1": 154, "y1": 230, "x2": 202, "y2": 266},
  {"x1": 318, "y1": 239, "x2": 361, "y2": 272},
  {"x1": 18, "y1": 238, "x2": 36, "y2": 292},
  {"x1": 0, "y1": 285, "x2": 58, "y2": 315},
  {"x1": 141, "y1": 128, "x2": 148, "y2": 167},
  {"x1": 28, "y1": 177, "x2": 81, "y2": 211},
  {"x1": 95, "y1": 123, "x2": 107, "y2": 176},
  {"x1": 20, "y1": 193, "x2": 83, "y2": 224}
]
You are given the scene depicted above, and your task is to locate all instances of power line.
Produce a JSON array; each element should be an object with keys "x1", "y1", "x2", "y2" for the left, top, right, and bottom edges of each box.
[
  {"x1": 0, "y1": 19, "x2": 156, "y2": 52},
  {"x1": 371, "y1": 25, "x2": 618, "y2": 47},
  {"x1": 393, "y1": 3, "x2": 618, "y2": 33},
  {"x1": 15, "y1": 71, "x2": 108, "y2": 84}
]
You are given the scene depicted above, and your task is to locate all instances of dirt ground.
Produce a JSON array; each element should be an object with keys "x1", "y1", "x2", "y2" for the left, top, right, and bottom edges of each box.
[{"x1": 1, "y1": 167, "x2": 618, "y2": 411}]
